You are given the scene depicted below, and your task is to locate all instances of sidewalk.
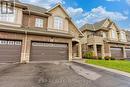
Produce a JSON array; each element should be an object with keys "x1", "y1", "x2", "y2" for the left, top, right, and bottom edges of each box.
[{"x1": 72, "y1": 59, "x2": 130, "y2": 78}]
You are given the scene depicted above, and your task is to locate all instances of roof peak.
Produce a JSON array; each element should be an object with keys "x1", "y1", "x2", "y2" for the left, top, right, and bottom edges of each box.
[{"x1": 80, "y1": 18, "x2": 112, "y2": 31}]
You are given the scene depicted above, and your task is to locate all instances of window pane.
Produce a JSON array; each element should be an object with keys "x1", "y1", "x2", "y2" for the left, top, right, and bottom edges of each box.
[
  {"x1": 103, "y1": 32, "x2": 106, "y2": 38},
  {"x1": 54, "y1": 17, "x2": 63, "y2": 30},
  {"x1": 0, "y1": 6, "x2": 15, "y2": 23},
  {"x1": 35, "y1": 18, "x2": 43, "y2": 28},
  {"x1": 121, "y1": 31, "x2": 126, "y2": 41},
  {"x1": 112, "y1": 30, "x2": 116, "y2": 38}
]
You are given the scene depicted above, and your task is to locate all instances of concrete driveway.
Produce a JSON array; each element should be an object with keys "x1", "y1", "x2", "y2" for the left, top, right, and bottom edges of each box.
[{"x1": 0, "y1": 62, "x2": 129, "y2": 87}]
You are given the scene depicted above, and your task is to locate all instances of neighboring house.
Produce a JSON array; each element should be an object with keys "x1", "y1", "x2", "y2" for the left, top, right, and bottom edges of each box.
[
  {"x1": 80, "y1": 18, "x2": 130, "y2": 59},
  {"x1": 0, "y1": 0, "x2": 83, "y2": 63}
]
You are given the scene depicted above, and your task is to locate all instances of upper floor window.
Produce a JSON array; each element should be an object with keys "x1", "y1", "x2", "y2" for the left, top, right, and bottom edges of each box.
[
  {"x1": 120, "y1": 31, "x2": 127, "y2": 41},
  {"x1": 102, "y1": 32, "x2": 106, "y2": 38},
  {"x1": 54, "y1": 17, "x2": 63, "y2": 30},
  {"x1": 111, "y1": 30, "x2": 116, "y2": 39},
  {"x1": 0, "y1": 6, "x2": 15, "y2": 23},
  {"x1": 35, "y1": 18, "x2": 43, "y2": 28}
]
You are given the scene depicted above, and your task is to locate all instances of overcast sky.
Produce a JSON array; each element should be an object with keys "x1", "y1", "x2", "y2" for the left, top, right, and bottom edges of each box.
[{"x1": 20, "y1": 0, "x2": 130, "y2": 30}]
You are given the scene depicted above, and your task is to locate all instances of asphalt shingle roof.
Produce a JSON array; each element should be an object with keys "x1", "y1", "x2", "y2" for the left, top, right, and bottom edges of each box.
[
  {"x1": 80, "y1": 18, "x2": 108, "y2": 31},
  {"x1": 25, "y1": 4, "x2": 47, "y2": 13},
  {"x1": 14, "y1": 0, "x2": 47, "y2": 13}
]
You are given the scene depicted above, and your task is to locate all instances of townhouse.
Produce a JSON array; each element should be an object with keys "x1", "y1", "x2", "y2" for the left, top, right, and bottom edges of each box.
[
  {"x1": 0, "y1": 0, "x2": 83, "y2": 63},
  {"x1": 80, "y1": 18, "x2": 130, "y2": 59}
]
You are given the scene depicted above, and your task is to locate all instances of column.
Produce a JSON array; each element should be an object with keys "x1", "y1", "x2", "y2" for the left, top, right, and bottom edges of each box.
[
  {"x1": 93, "y1": 44, "x2": 97, "y2": 56},
  {"x1": 20, "y1": 37, "x2": 26, "y2": 63},
  {"x1": 123, "y1": 47, "x2": 127, "y2": 58},
  {"x1": 108, "y1": 45, "x2": 111, "y2": 57},
  {"x1": 20, "y1": 34, "x2": 31, "y2": 63},
  {"x1": 68, "y1": 42, "x2": 72, "y2": 61},
  {"x1": 101, "y1": 45, "x2": 105, "y2": 58},
  {"x1": 78, "y1": 42, "x2": 82, "y2": 59}
]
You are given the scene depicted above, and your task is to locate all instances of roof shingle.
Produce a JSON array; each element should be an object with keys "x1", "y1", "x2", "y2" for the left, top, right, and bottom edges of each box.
[{"x1": 80, "y1": 18, "x2": 109, "y2": 31}]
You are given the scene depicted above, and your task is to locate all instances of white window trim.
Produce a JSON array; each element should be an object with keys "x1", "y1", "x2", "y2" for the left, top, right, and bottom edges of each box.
[
  {"x1": 111, "y1": 30, "x2": 116, "y2": 39},
  {"x1": 54, "y1": 16, "x2": 63, "y2": 30},
  {"x1": 120, "y1": 31, "x2": 127, "y2": 41},
  {"x1": 35, "y1": 18, "x2": 43, "y2": 28},
  {"x1": 102, "y1": 32, "x2": 106, "y2": 38},
  {"x1": 0, "y1": 6, "x2": 16, "y2": 23}
]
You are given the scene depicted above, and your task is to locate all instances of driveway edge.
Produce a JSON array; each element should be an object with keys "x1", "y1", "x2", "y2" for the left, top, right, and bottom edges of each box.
[
  {"x1": 72, "y1": 60, "x2": 130, "y2": 78},
  {"x1": 0, "y1": 63, "x2": 20, "y2": 73}
]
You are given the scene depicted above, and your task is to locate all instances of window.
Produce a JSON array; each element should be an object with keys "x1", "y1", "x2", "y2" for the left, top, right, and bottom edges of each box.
[
  {"x1": 54, "y1": 17, "x2": 63, "y2": 30},
  {"x1": 0, "y1": 5, "x2": 15, "y2": 23},
  {"x1": 111, "y1": 30, "x2": 116, "y2": 39},
  {"x1": 102, "y1": 32, "x2": 106, "y2": 38},
  {"x1": 35, "y1": 18, "x2": 43, "y2": 28},
  {"x1": 120, "y1": 31, "x2": 126, "y2": 41}
]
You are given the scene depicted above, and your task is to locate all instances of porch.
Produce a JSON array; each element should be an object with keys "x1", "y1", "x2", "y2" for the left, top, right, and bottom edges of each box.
[
  {"x1": 87, "y1": 44, "x2": 105, "y2": 58},
  {"x1": 72, "y1": 39, "x2": 82, "y2": 59}
]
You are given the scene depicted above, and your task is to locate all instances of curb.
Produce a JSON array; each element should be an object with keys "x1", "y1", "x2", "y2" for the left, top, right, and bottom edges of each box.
[{"x1": 72, "y1": 60, "x2": 130, "y2": 78}]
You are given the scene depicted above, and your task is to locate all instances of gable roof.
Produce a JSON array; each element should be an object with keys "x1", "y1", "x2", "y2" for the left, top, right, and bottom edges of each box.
[
  {"x1": 16, "y1": 1, "x2": 83, "y2": 36},
  {"x1": 48, "y1": 3, "x2": 83, "y2": 36},
  {"x1": 25, "y1": 4, "x2": 48, "y2": 13},
  {"x1": 16, "y1": 0, "x2": 47, "y2": 13},
  {"x1": 80, "y1": 18, "x2": 119, "y2": 32},
  {"x1": 47, "y1": 3, "x2": 70, "y2": 17}
]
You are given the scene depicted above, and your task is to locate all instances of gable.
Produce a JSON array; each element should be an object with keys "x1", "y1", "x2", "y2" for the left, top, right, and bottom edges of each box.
[
  {"x1": 48, "y1": 4, "x2": 83, "y2": 36},
  {"x1": 109, "y1": 23, "x2": 119, "y2": 31},
  {"x1": 69, "y1": 20, "x2": 84, "y2": 38},
  {"x1": 69, "y1": 21, "x2": 79, "y2": 35},
  {"x1": 102, "y1": 19, "x2": 110, "y2": 27},
  {"x1": 48, "y1": 5, "x2": 69, "y2": 18}
]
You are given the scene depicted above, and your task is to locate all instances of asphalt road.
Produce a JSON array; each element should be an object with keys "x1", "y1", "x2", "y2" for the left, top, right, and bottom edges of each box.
[{"x1": 0, "y1": 62, "x2": 129, "y2": 87}]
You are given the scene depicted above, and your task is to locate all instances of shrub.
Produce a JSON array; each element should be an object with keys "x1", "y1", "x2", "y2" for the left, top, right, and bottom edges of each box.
[
  {"x1": 104, "y1": 56, "x2": 110, "y2": 60},
  {"x1": 98, "y1": 56, "x2": 102, "y2": 60},
  {"x1": 120, "y1": 59, "x2": 125, "y2": 60},
  {"x1": 110, "y1": 57, "x2": 115, "y2": 60},
  {"x1": 84, "y1": 51, "x2": 93, "y2": 59},
  {"x1": 92, "y1": 56, "x2": 98, "y2": 60}
]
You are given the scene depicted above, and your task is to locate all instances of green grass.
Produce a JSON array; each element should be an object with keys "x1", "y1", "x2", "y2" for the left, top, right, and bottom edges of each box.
[{"x1": 86, "y1": 59, "x2": 130, "y2": 73}]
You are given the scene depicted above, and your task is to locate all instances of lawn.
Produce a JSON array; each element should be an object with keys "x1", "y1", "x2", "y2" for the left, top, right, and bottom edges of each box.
[{"x1": 86, "y1": 59, "x2": 130, "y2": 73}]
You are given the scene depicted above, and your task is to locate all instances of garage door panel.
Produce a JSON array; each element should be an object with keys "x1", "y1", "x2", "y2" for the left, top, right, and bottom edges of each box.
[
  {"x1": 126, "y1": 49, "x2": 130, "y2": 58},
  {"x1": 0, "y1": 40, "x2": 21, "y2": 63},
  {"x1": 30, "y1": 42, "x2": 68, "y2": 61},
  {"x1": 33, "y1": 46, "x2": 67, "y2": 50},
  {"x1": 110, "y1": 47, "x2": 123, "y2": 59}
]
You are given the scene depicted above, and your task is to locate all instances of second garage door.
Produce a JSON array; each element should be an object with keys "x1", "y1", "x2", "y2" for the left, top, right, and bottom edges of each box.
[
  {"x1": 30, "y1": 42, "x2": 68, "y2": 61},
  {"x1": 110, "y1": 47, "x2": 123, "y2": 59},
  {"x1": 0, "y1": 40, "x2": 22, "y2": 63},
  {"x1": 126, "y1": 49, "x2": 130, "y2": 58}
]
